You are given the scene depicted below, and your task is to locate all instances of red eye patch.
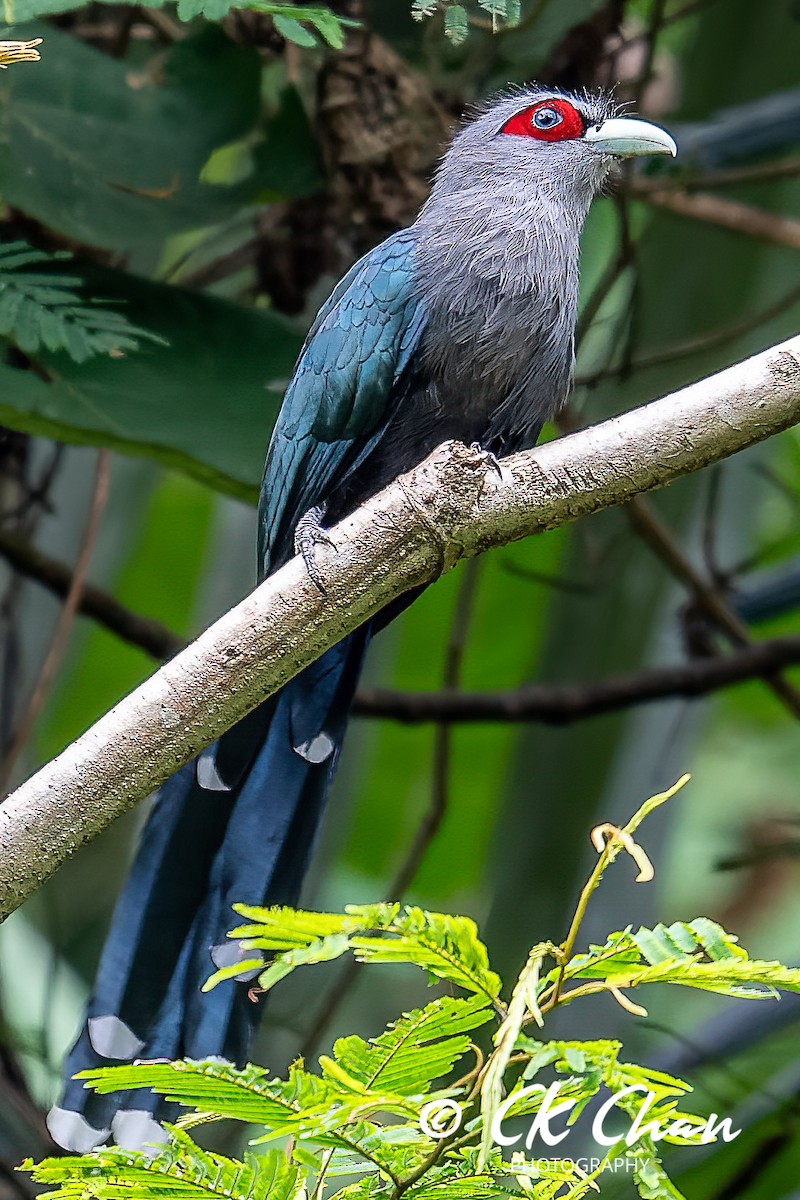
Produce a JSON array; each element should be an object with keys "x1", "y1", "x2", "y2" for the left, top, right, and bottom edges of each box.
[{"x1": 501, "y1": 98, "x2": 586, "y2": 143}]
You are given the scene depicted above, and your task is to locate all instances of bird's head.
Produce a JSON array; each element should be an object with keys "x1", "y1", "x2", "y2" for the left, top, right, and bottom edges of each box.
[{"x1": 429, "y1": 87, "x2": 676, "y2": 217}]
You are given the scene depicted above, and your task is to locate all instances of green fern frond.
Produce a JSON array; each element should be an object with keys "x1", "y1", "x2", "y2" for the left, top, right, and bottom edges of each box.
[{"x1": 0, "y1": 241, "x2": 166, "y2": 363}]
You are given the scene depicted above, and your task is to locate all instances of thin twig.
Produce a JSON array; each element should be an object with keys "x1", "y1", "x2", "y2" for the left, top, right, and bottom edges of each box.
[
  {"x1": 0, "y1": 451, "x2": 110, "y2": 795},
  {"x1": 635, "y1": 186, "x2": 800, "y2": 252},
  {"x1": 633, "y1": 0, "x2": 667, "y2": 107},
  {"x1": 577, "y1": 281, "x2": 800, "y2": 387},
  {"x1": 634, "y1": 153, "x2": 800, "y2": 194},
  {"x1": 352, "y1": 635, "x2": 800, "y2": 724},
  {"x1": 390, "y1": 559, "x2": 481, "y2": 897},
  {"x1": 625, "y1": 497, "x2": 800, "y2": 719},
  {"x1": 0, "y1": 526, "x2": 184, "y2": 661},
  {"x1": 300, "y1": 561, "x2": 482, "y2": 1060}
]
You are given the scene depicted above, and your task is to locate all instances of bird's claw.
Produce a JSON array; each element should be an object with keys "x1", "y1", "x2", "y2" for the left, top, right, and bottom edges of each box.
[
  {"x1": 470, "y1": 442, "x2": 503, "y2": 479},
  {"x1": 294, "y1": 505, "x2": 335, "y2": 595}
]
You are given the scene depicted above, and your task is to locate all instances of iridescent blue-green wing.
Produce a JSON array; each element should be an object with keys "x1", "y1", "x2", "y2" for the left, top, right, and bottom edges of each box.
[{"x1": 258, "y1": 229, "x2": 426, "y2": 578}]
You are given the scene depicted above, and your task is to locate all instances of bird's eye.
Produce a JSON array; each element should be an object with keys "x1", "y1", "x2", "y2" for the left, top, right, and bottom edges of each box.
[
  {"x1": 533, "y1": 106, "x2": 562, "y2": 131},
  {"x1": 501, "y1": 97, "x2": 586, "y2": 143}
]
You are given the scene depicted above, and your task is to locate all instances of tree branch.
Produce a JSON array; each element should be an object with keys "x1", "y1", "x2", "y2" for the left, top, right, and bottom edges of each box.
[
  {"x1": 352, "y1": 635, "x2": 800, "y2": 724},
  {"x1": 636, "y1": 186, "x2": 800, "y2": 252},
  {"x1": 0, "y1": 335, "x2": 799, "y2": 921},
  {"x1": 635, "y1": 153, "x2": 800, "y2": 193},
  {"x1": 8, "y1": 523, "x2": 798, "y2": 729},
  {"x1": 0, "y1": 526, "x2": 184, "y2": 661}
]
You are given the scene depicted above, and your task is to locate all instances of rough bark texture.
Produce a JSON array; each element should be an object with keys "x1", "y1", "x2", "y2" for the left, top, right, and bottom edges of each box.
[{"x1": 0, "y1": 335, "x2": 799, "y2": 920}]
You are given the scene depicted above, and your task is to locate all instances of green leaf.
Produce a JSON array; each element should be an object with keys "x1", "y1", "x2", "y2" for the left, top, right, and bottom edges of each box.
[
  {"x1": 476, "y1": 0, "x2": 508, "y2": 16},
  {"x1": 0, "y1": 26, "x2": 260, "y2": 252},
  {"x1": 609, "y1": 956, "x2": 799, "y2": 1000},
  {"x1": 205, "y1": 933, "x2": 352, "y2": 992},
  {"x1": 273, "y1": 14, "x2": 318, "y2": 46},
  {"x1": 265, "y1": 5, "x2": 348, "y2": 48},
  {"x1": 0, "y1": 262, "x2": 302, "y2": 502},
  {"x1": 77, "y1": 1058, "x2": 408, "y2": 1143},
  {"x1": 1, "y1": 0, "x2": 349, "y2": 36},
  {"x1": 77, "y1": 1059, "x2": 311, "y2": 1126}
]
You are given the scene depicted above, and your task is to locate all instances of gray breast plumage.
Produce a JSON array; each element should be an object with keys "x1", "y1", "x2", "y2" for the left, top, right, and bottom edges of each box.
[{"x1": 413, "y1": 184, "x2": 583, "y2": 454}]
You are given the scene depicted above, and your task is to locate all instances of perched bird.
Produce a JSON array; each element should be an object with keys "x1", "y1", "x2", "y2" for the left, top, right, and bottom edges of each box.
[{"x1": 50, "y1": 87, "x2": 676, "y2": 1153}]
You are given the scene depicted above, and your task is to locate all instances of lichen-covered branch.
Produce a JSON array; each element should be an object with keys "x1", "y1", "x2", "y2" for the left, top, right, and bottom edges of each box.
[{"x1": 0, "y1": 335, "x2": 799, "y2": 920}]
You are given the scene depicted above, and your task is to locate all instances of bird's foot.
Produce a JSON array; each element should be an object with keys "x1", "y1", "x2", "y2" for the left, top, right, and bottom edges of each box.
[
  {"x1": 295, "y1": 505, "x2": 336, "y2": 595},
  {"x1": 470, "y1": 442, "x2": 503, "y2": 479}
]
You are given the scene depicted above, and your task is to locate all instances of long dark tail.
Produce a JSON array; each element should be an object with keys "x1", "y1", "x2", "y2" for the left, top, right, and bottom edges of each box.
[{"x1": 49, "y1": 629, "x2": 369, "y2": 1154}]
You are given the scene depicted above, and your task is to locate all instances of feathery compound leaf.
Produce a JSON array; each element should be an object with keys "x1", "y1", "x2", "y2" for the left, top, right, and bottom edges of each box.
[
  {"x1": 0, "y1": 241, "x2": 166, "y2": 362},
  {"x1": 609, "y1": 957, "x2": 800, "y2": 999},
  {"x1": 350, "y1": 907, "x2": 502, "y2": 1000},
  {"x1": 443, "y1": 5, "x2": 469, "y2": 43},
  {"x1": 632, "y1": 919, "x2": 747, "y2": 965},
  {"x1": 25, "y1": 1128, "x2": 303, "y2": 1200},
  {"x1": 77, "y1": 1058, "x2": 310, "y2": 1125},
  {"x1": 324, "y1": 994, "x2": 492, "y2": 1096},
  {"x1": 78, "y1": 1057, "x2": 419, "y2": 1161},
  {"x1": 209, "y1": 903, "x2": 501, "y2": 1001},
  {"x1": 562, "y1": 917, "x2": 798, "y2": 1000},
  {"x1": 624, "y1": 1140, "x2": 688, "y2": 1199},
  {"x1": 230, "y1": 902, "x2": 380, "y2": 945}
]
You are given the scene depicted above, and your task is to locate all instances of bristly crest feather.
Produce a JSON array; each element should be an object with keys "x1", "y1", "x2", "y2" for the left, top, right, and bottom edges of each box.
[{"x1": 468, "y1": 83, "x2": 623, "y2": 128}]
